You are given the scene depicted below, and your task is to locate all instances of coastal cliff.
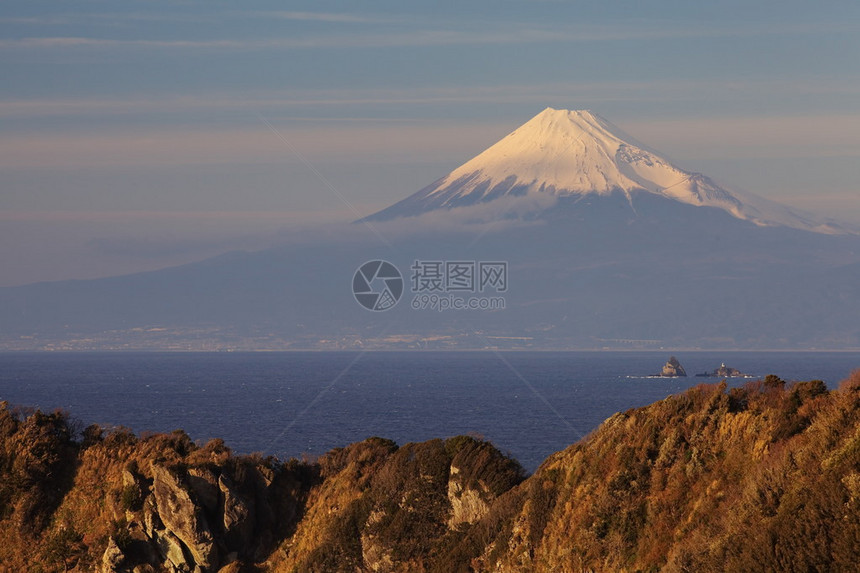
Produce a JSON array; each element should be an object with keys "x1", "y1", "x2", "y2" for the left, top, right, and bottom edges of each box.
[{"x1": 2, "y1": 370, "x2": 860, "y2": 572}]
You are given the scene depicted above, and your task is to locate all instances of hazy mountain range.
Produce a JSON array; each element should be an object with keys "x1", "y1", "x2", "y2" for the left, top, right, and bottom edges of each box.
[{"x1": 2, "y1": 108, "x2": 859, "y2": 350}]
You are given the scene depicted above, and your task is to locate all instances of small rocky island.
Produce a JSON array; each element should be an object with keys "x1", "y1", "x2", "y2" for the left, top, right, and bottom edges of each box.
[
  {"x1": 658, "y1": 356, "x2": 687, "y2": 377},
  {"x1": 696, "y1": 362, "x2": 749, "y2": 377}
]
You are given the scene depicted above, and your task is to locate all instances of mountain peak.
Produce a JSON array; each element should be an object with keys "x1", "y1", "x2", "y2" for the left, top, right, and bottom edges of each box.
[
  {"x1": 455, "y1": 106, "x2": 641, "y2": 196},
  {"x1": 364, "y1": 108, "x2": 849, "y2": 234},
  {"x1": 535, "y1": 107, "x2": 603, "y2": 123},
  {"x1": 535, "y1": 106, "x2": 597, "y2": 118}
]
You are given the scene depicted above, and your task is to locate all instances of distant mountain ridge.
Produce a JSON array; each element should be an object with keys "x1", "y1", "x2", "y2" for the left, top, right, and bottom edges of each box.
[{"x1": 366, "y1": 108, "x2": 849, "y2": 235}]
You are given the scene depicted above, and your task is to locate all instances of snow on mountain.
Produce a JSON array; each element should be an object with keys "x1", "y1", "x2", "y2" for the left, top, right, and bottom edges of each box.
[{"x1": 365, "y1": 108, "x2": 848, "y2": 234}]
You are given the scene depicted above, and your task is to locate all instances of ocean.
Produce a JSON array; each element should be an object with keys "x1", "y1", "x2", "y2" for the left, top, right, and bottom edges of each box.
[{"x1": 1, "y1": 351, "x2": 858, "y2": 472}]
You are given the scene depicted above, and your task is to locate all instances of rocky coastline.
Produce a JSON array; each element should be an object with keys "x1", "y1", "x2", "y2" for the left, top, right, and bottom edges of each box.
[{"x1": 2, "y1": 370, "x2": 860, "y2": 572}]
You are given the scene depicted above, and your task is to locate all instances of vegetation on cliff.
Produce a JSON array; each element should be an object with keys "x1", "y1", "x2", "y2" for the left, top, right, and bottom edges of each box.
[{"x1": 2, "y1": 369, "x2": 860, "y2": 572}]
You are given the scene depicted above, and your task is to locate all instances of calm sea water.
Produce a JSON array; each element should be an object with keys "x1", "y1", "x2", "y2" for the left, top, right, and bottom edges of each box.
[{"x1": 1, "y1": 351, "x2": 858, "y2": 471}]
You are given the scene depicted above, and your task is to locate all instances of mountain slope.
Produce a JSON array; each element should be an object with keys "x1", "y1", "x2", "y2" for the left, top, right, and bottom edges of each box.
[
  {"x1": 473, "y1": 373, "x2": 860, "y2": 572},
  {"x1": 366, "y1": 108, "x2": 847, "y2": 234}
]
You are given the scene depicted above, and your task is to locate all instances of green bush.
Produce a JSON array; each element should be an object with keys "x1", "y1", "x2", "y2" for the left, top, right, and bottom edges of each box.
[{"x1": 118, "y1": 484, "x2": 142, "y2": 512}]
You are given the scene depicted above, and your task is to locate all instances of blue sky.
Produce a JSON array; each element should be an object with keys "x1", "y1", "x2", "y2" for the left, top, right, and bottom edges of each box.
[{"x1": 2, "y1": 1, "x2": 859, "y2": 285}]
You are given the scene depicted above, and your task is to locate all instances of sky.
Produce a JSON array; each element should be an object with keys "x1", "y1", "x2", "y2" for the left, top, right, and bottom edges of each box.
[{"x1": 2, "y1": 0, "x2": 859, "y2": 286}]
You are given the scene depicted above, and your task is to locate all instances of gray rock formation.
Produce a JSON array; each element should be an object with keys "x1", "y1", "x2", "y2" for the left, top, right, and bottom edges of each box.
[
  {"x1": 218, "y1": 474, "x2": 255, "y2": 551},
  {"x1": 98, "y1": 457, "x2": 289, "y2": 573},
  {"x1": 187, "y1": 467, "x2": 220, "y2": 516},
  {"x1": 100, "y1": 537, "x2": 125, "y2": 573},
  {"x1": 660, "y1": 356, "x2": 687, "y2": 377},
  {"x1": 151, "y1": 464, "x2": 219, "y2": 570},
  {"x1": 447, "y1": 464, "x2": 491, "y2": 528}
]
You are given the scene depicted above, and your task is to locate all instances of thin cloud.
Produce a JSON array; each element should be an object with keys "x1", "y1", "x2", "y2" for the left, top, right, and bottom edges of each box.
[
  {"x1": 4, "y1": 78, "x2": 860, "y2": 120},
  {"x1": 0, "y1": 31, "x2": 548, "y2": 50},
  {"x1": 0, "y1": 10, "x2": 393, "y2": 27},
  {"x1": 0, "y1": 123, "x2": 510, "y2": 168},
  {"x1": 3, "y1": 113, "x2": 860, "y2": 170},
  {"x1": 260, "y1": 11, "x2": 396, "y2": 24},
  {"x1": 4, "y1": 21, "x2": 858, "y2": 51},
  {"x1": 0, "y1": 37, "x2": 246, "y2": 49},
  {"x1": 0, "y1": 210, "x2": 342, "y2": 223},
  {"x1": 0, "y1": 16, "x2": 49, "y2": 25},
  {"x1": 625, "y1": 115, "x2": 860, "y2": 159}
]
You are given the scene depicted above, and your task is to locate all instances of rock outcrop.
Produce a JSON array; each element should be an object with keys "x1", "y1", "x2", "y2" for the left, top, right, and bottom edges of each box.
[
  {"x1": 446, "y1": 464, "x2": 491, "y2": 528},
  {"x1": 660, "y1": 355, "x2": 687, "y2": 376},
  {"x1": 100, "y1": 537, "x2": 124, "y2": 573},
  {"x1": 151, "y1": 463, "x2": 219, "y2": 570}
]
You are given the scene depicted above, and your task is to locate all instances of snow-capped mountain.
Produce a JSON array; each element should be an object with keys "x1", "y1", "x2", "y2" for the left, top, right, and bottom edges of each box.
[
  {"x1": 366, "y1": 108, "x2": 846, "y2": 234},
  {"x1": 3, "y1": 107, "x2": 860, "y2": 351}
]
